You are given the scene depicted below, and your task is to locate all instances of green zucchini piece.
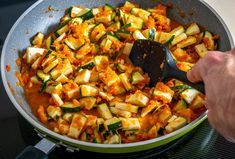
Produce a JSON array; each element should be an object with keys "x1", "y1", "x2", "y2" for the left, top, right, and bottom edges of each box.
[
  {"x1": 185, "y1": 23, "x2": 200, "y2": 36},
  {"x1": 78, "y1": 8, "x2": 94, "y2": 20},
  {"x1": 104, "y1": 3, "x2": 114, "y2": 11},
  {"x1": 45, "y1": 36, "x2": 53, "y2": 50},
  {"x1": 116, "y1": 30, "x2": 132, "y2": 39},
  {"x1": 170, "y1": 26, "x2": 185, "y2": 37},
  {"x1": 142, "y1": 28, "x2": 155, "y2": 40},
  {"x1": 54, "y1": 24, "x2": 69, "y2": 37},
  {"x1": 130, "y1": 72, "x2": 145, "y2": 84},
  {"x1": 80, "y1": 85, "x2": 98, "y2": 97},
  {"x1": 64, "y1": 37, "x2": 84, "y2": 51},
  {"x1": 37, "y1": 70, "x2": 50, "y2": 82},
  {"x1": 110, "y1": 107, "x2": 131, "y2": 118},
  {"x1": 97, "y1": 103, "x2": 113, "y2": 120},
  {"x1": 123, "y1": 43, "x2": 133, "y2": 56},
  {"x1": 124, "y1": 14, "x2": 144, "y2": 29},
  {"x1": 115, "y1": 102, "x2": 138, "y2": 113},
  {"x1": 173, "y1": 99, "x2": 187, "y2": 112},
  {"x1": 69, "y1": 6, "x2": 83, "y2": 18},
  {"x1": 79, "y1": 97, "x2": 96, "y2": 110},
  {"x1": 119, "y1": 73, "x2": 132, "y2": 91},
  {"x1": 107, "y1": 21, "x2": 121, "y2": 32},
  {"x1": 204, "y1": 31, "x2": 215, "y2": 50},
  {"x1": 60, "y1": 102, "x2": 81, "y2": 112},
  {"x1": 91, "y1": 24, "x2": 106, "y2": 42},
  {"x1": 133, "y1": 30, "x2": 146, "y2": 40},
  {"x1": 194, "y1": 43, "x2": 208, "y2": 58},
  {"x1": 32, "y1": 32, "x2": 44, "y2": 46},
  {"x1": 81, "y1": 60, "x2": 95, "y2": 70},
  {"x1": 165, "y1": 117, "x2": 187, "y2": 133},
  {"x1": 67, "y1": 114, "x2": 87, "y2": 138},
  {"x1": 158, "y1": 32, "x2": 174, "y2": 44},
  {"x1": 104, "y1": 117, "x2": 122, "y2": 132},
  {"x1": 171, "y1": 33, "x2": 187, "y2": 46},
  {"x1": 177, "y1": 36, "x2": 197, "y2": 48},
  {"x1": 125, "y1": 90, "x2": 149, "y2": 107},
  {"x1": 26, "y1": 47, "x2": 45, "y2": 64},
  {"x1": 181, "y1": 88, "x2": 199, "y2": 104},
  {"x1": 74, "y1": 69, "x2": 91, "y2": 84},
  {"x1": 130, "y1": 7, "x2": 150, "y2": 21},
  {"x1": 47, "y1": 105, "x2": 62, "y2": 120},
  {"x1": 119, "y1": 117, "x2": 141, "y2": 130}
]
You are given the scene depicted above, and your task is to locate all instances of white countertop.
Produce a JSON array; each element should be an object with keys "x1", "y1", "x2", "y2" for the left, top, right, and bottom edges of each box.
[{"x1": 204, "y1": 0, "x2": 235, "y2": 44}]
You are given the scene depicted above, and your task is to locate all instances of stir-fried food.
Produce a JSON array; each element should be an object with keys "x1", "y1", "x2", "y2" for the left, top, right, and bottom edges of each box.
[{"x1": 19, "y1": 1, "x2": 217, "y2": 144}]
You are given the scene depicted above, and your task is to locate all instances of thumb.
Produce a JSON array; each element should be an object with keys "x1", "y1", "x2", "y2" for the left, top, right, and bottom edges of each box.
[{"x1": 187, "y1": 59, "x2": 204, "y2": 83}]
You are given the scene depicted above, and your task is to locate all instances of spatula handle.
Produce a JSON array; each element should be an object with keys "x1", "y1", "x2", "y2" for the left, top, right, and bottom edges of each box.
[{"x1": 164, "y1": 64, "x2": 205, "y2": 93}]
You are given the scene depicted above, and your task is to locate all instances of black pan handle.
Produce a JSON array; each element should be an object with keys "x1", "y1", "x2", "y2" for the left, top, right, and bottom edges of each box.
[
  {"x1": 15, "y1": 146, "x2": 48, "y2": 159},
  {"x1": 15, "y1": 138, "x2": 56, "y2": 159}
]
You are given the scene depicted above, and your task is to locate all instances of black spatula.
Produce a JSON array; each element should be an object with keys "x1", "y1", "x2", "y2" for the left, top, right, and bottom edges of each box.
[{"x1": 129, "y1": 39, "x2": 204, "y2": 93}]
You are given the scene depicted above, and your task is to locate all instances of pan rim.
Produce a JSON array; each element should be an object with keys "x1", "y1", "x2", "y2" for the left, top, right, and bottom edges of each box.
[{"x1": 1, "y1": 0, "x2": 234, "y2": 150}]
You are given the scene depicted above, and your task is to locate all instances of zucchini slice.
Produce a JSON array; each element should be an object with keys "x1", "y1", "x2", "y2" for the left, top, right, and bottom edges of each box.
[
  {"x1": 107, "y1": 21, "x2": 121, "y2": 32},
  {"x1": 45, "y1": 36, "x2": 53, "y2": 50},
  {"x1": 131, "y1": 7, "x2": 150, "y2": 21},
  {"x1": 37, "y1": 70, "x2": 50, "y2": 82},
  {"x1": 60, "y1": 102, "x2": 81, "y2": 112},
  {"x1": 124, "y1": 14, "x2": 144, "y2": 30},
  {"x1": 177, "y1": 36, "x2": 197, "y2": 48},
  {"x1": 204, "y1": 31, "x2": 215, "y2": 50},
  {"x1": 77, "y1": 8, "x2": 94, "y2": 20},
  {"x1": 133, "y1": 30, "x2": 146, "y2": 40},
  {"x1": 125, "y1": 90, "x2": 149, "y2": 107},
  {"x1": 104, "y1": 117, "x2": 122, "y2": 132},
  {"x1": 32, "y1": 32, "x2": 44, "y2": 46},
  {"x1": 142, "y1": 28, "x2": 155, "y2": 40},
  {"x1": 54, "y1": 24, "x2": 69, "y2": 37},
  {"x1": 47, "y1": 105, "x2": 62, "y2": 120},
  {"x1": 141, "y1": 100, "x2": 160, "y2": 117},
  {"x1": 158, "y1": 32, "x2": 174, "y2": 44},
  {"x1": 99, "y1": 92, "x2": 114, "y2": 101},
  {"x1": 51, "y1": 93, "x2": 64, "y2": 106},
  {"x1": 170, "y1": 26, "x2": 185, "y2": 37},
  {"x1": 91, "y1": 24, "x2": 106, "y2": 42},
  {"x1": 173, "y1": 99, "x2": 187, "y2": 112},
  {"x1": 131, "y1": 72, "x2": 145, "y2": 85},
  {"x1": 106, "y1": 134, "x2": 121, "y2": 144},
  {"x1": 65, "y1": 36, "x2": 84, "y2": 51},
  {"x1": 185, "y1": 23, "x2": 200, "y2": 36},
  {"x1": 119, "y1": 73, "x2": 132, "y2": 91},
  {"x1": 195, "y1": 43, "x2": 208, "y2": 58},
  {"x1": 79, "y1": 97, "x2": 96, "y2": 110},
  {"x1": 123, "y1": 43, "x2": 133, "y2": 56},
  {"x1": 190, "y1": 95, "x2": 205, "y2": 110},
  {"x1": 26, "y1": 47, "x2": 45, "y2": 64},
  {"x1": 115, "y1": 102, "x2": 138, "y2": 113},
  {"x1": 116, "y1": 29, "x2": 132, "y2": 39},
  {"x1": 104, "y1": 3, "x2": 114, "y2": 11},
  {"x1": 80, "y1": 85, "x2": 98, "y2": 97},
  {"x1": 94, "y1": 55, "x2": 109, "y2": 71},
  {"x1": 110, "y1": 107, "x2": 132, "y2": 118},
  {"x1": 67, "y1": 114, "x2": 87, "y2": 138},
  {"x1": 119, "y1": 117, "x2": 141, "y2": 130},
  {"x1": 165, "y1": 117, "x2": 187, "y2": 133},
  {"x1": 45, "y1": 83, "x2": 62, "y2": 94},
  {"x1": 171, "y1": 33, "x2": 187, "y2": 46},
  {"x1": 74, "y1": 69, "x2": 91, "y2": 84},
  {"x1": 181, "y1": 88, "x2": 199, "y2": 104},
  {"x1": 97, "y1": 103, "x2": 113, "y2": 120},
  {"x1": 69, "y1": 6, "x2": 83, "y2": 18}
]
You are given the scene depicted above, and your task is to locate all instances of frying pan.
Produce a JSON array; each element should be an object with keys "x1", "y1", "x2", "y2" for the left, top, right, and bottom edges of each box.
[{"x1": 1, "y1": 0, "x2": 234, "y2": 158}]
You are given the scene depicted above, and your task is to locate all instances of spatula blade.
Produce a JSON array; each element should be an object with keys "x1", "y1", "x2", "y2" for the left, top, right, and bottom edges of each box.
[{"x1": 129, "y1": 39, "x2": 166, "y2": 86}]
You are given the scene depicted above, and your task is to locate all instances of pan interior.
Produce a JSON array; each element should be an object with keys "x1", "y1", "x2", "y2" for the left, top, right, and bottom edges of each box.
[{"x1": 1, "y1": 0, "x2": 233, "y2": 151}]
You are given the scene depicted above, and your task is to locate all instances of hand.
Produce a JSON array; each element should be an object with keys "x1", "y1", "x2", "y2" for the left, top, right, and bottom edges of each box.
[{"x1": 187, "y1": 48, "x2": 235, "y2": 142}]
